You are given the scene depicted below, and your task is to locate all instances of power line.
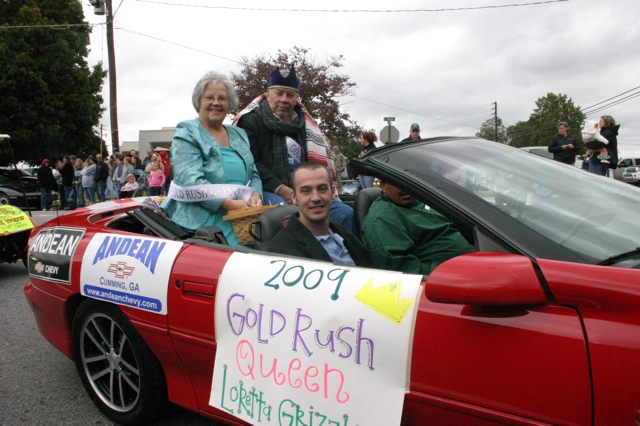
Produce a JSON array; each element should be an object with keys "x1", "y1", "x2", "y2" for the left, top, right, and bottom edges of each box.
[
  {"x1": 133, "y1": 0, "x2": 522, "y2": 116},
  {"x1": 114, "y1": 24, "x2": 490, "y2": 125},
  {"x1": 51, "y1": 23, "x2": 636, "y2": 141},
  {"x1": 87, "y1": 7, "x2": 632, "y2": 142},
  {"x1": 582, "y1": 89, "x2": 640, "y2": 115},
  {"x1": 106, "y1": 1, "x2": 575, "y2": 135},
  {"x1": 113, "y1": 0, "x2": 127, "y2": 17},
  {"x1": 114, "y1": 26, "x2": 490, "y2": 130},
  {"x1": 581, "y1": 85, "x2": 640, "y2": 113},
  {"x1": 506, "y1": 87, "x2": 640, "y2": 139},
  {"x1": 304, "y1": 26, "x2": 489, "y2": 114},
  {"x1": 351, "y1": 95, "x2": 480, "y2": 130},
  {"x1": 129, "y1": 0, "x2": 574, "y2": 130},
  {"x1": 131, "y1": 0, "x2": 568, "y2": 115},
  {"x1": 118, "y1": 27, "x2": 248, "y2": 66},
  {"x1": 136, "y1": 0, "x2": 570, "y2": 13},
  {"x1": 115, "y1": 23, "x2": 492, "y2": 125},
  {"x1": 603, "y1": 98, "x2": 640, "y2": 117},
  {"x1": 315, "y1": 19, "x2": 490, "y2": 107}
]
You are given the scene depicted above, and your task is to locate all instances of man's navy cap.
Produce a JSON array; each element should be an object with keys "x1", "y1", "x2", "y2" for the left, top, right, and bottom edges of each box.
[{"x1": 269, "y1": 66, "x2": 300, "y2": 92}]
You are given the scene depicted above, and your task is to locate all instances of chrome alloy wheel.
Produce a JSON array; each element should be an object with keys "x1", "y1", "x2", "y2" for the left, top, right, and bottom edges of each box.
[{"x1": 79, "y1": 312, "x2": 141, "y2": 412}]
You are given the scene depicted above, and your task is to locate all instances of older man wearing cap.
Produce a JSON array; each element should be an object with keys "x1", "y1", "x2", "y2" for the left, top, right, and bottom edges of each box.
[
  {"x1": 234, "y1": 66, "x2": 355, "y2": 232},
  {"x1": 401, "y1": 123, "x2": 422, "y2": 142}
]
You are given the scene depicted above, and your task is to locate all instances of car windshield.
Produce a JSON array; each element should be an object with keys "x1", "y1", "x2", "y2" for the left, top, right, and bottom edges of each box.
[
  {"x1": 0, "y1": 168, "x2": 31, "y2": 180},
  {"x1": 392, "y1": 139, "x2": 640, "y2": 262}
]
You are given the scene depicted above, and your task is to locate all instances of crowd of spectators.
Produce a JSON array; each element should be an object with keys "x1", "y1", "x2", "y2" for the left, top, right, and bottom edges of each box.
[{"x1": 35, "y1": 149, "x2": 172, "y2": 210}]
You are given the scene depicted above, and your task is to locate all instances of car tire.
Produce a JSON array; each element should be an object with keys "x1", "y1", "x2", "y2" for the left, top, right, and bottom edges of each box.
[
  {"x1": 16, "y1": 230, "x2": 29, "y2": 268},
  {"x1": 72, "y1": 300, "x2": 168, "y2": 425},
  {"x1": 0, "y1": 192, "x2": 9, "y2": 205}
]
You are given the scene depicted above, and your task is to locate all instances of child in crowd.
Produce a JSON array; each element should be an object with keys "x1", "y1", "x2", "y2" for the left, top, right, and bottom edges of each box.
[
  {"x1": 582, "y1": 120, "x2": 610, "y2": 164},
  {"x1": 119, "y1": 174, "x2": 139, "y2": 198},
  {"x1": 147, "y1": 162, "x2": 166, "y2": 196}
]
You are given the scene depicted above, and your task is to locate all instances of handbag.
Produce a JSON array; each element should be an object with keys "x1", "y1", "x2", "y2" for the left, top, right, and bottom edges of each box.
[{"x1": 68, "y1": 188, "x2": 76, "y2": 204}]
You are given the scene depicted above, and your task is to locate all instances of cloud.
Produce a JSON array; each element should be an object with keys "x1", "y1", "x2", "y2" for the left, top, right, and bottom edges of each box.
[{"x1": 83, "y1": 0, "x2": 640, "y2": 149}]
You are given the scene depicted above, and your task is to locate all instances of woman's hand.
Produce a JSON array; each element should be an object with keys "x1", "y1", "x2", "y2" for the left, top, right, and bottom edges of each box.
[
  {"x1": 277, "y1": 185, "x2": 295, "y2": 204},
  {"x1": 221, "y1": 198, "x2": 252, "y2": 211},
  {"x1": 249, "y1": 192, "x2": 262, "y2": 207}
]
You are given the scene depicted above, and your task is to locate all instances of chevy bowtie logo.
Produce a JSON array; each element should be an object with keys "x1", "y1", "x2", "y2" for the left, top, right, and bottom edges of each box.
[{"x1": 107, "y1": 261, "x2": 135, "y2": 279}]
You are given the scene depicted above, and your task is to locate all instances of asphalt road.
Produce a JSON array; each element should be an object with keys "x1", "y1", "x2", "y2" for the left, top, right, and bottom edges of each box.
[{"x1": 0, "y1": 209, "x2": 221, "y2": 425}]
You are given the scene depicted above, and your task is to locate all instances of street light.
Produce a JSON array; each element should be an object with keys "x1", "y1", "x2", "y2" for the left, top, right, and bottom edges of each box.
[
  {"x1": 89, "y1": 0, "x2": 106, "y2": 15},
  {"x1": 0, "y1": 134, "x2": 32, "y2": 216}
]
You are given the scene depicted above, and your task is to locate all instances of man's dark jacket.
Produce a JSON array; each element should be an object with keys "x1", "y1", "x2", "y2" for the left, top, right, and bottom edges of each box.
[
  {"x1": 236, "y1": 100, "x2": 307, "y2": 193},
  {"x1": 548, "y1": 132, "x2": 580, "y2": 164},
  {"x1": 95, "y1": 160, "x2": 109, "y2": 182},
  {"x1": 61, "y1": 161, "x2": 74, "y2": 186},
  {"x1": 400, "y1": 136, "x2": 418, "y2": 142},
  {"x1": 267, "y1": 214, "x2": 374, "y2": 267},
  {"x1": 36, "y1": 165, "x2": 56, "y2": 190}
]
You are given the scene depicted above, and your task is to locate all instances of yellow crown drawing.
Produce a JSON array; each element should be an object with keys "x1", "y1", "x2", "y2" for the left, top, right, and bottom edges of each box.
[{"x1": 355, "y1": 279, "x2": 415, "y2": 325}]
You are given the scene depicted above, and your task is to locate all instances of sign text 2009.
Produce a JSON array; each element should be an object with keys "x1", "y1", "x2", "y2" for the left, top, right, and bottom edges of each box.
[{"x1": 264, "y1": 260, "x2": 350, "y2": 301}]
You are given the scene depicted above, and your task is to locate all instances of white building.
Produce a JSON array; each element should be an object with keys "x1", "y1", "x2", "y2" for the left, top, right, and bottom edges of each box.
[{"x1": 120, "y1": 127, "x2": 176, "y2": 154}]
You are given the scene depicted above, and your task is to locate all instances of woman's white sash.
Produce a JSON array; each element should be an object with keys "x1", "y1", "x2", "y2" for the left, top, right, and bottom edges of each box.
[{"x1": 167, "y1": 181, "x2": 252, "y2": 202}]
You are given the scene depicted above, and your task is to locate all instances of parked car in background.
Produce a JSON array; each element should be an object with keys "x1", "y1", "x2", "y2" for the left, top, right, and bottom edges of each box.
[
  {"x1": 0, "y1": 168, "x2": 40, "y2": 207},
  {"x1": 519, "y1": 146, "x2": 553, "y2": 159},
  {"x1": 519, "y1": 146, "x2": 584, "y2": 167},
  {"x1": 18, "y1": 164, "x2": 39, "y2": 176},
  {"x1": 612, "y1": 157, "x2": 640, "y2": 182},
  {"x1": 622, "y1": 166, "x2": 640, "y2": 185}
]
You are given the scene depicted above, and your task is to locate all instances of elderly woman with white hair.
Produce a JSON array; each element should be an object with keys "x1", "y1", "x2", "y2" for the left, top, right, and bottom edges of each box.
[{"x1": 161, "y1": 71, "x2": 262, "y2": 246}]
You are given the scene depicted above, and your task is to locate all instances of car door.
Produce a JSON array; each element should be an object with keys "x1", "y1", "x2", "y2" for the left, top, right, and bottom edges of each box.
[
  {"x1": 166, "y1": 243, "x2": 243, "y2": 423},
  {"x1": 539, "y1": 259, "x2": 640, "y2": 424},
  {"x1": 405, "y1": 253, "x2": 592, "y2": 425}
]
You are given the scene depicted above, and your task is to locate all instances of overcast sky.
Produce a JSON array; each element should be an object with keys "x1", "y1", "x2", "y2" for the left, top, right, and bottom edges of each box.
[{"x1": 81, "y1": 0, "x2": 640, "y2": 157}]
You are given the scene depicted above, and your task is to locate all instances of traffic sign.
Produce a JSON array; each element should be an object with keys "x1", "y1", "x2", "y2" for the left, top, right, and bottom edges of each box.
[
  {"x1": 379, "y1": 126, "x2": 399, "y2": 143},
  {"x1": 383, "y1": 117, "x2": 395, "y2": 122}
]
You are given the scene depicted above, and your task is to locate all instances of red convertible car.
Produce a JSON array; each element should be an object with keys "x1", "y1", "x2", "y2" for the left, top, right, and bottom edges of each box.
[{"x1": 25, "y1": 138, "x2": 640, "y2": 425}]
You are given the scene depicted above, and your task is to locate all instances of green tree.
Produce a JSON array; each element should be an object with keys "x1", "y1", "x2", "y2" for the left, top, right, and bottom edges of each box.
[
  {"x1": 231, "y1": 46, "x2": 362, "y2": 140},
  {"x1": 505, "y1": 93, "x2": 585, "y2": 149},
  {"x1": 525, "y1": 93, "x2": 585, "y2": 147},
  {"x1": 476, "y1": 117, "x2": 507, "y2": 143},
  {"x1": 0, "y1": 0, "x2": 106, "y2": 166},
  {"x1": 334, "y1": 136, "x2": 361, "y2": 160},
  {"x1": 506, "y1": 120, "x2": 534, "y2": 148}
]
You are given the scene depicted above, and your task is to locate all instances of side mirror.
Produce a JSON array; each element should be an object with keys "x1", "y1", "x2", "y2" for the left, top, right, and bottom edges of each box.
[{"x1": 425, "y1": 252, "x2": 547, "y2": 306}]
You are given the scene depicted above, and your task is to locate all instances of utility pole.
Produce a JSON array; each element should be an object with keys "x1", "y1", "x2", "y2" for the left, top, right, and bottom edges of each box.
[
  {"x1": 493, "y1": 102, "x2": 498, "y2": 142},
  {"x1": 90, "y1": 0, "x2": 119, "y2": 154}
]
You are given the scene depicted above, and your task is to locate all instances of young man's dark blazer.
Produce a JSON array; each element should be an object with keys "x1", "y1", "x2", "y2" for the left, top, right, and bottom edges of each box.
[{"x1": 267, "y1": 213, "x2": 374, "y2": 268}]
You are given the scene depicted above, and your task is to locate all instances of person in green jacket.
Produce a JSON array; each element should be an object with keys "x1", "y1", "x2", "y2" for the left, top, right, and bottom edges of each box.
[{"x1": 362, "y1": 181, "x2": 475, "y2": 275}]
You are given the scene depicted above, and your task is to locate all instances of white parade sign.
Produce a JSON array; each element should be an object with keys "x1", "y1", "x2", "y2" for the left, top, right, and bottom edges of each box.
[{"x1": 209, "y1": 252, "x2": 423, "y2": 425}]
